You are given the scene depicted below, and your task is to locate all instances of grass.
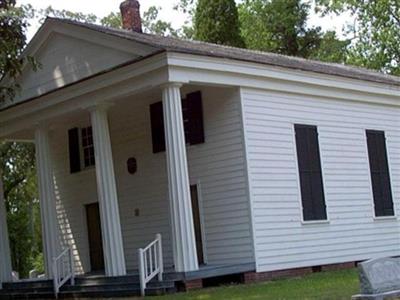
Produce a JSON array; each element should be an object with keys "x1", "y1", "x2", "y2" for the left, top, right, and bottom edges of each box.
[{"x1": 146, "y1": 268, "x2": 359, "y2": 300}]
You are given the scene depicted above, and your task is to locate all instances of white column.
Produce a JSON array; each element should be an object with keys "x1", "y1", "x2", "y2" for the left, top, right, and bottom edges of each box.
[
  {"x1": 90, "y1": 105, "x2": 126, "y2": 276},
  {"x1": 35, "y1": 126, "x2": 60, "y2": 279},
  {"x1": 0, "y1": 171, "x2": 12, "y2": 288},
  {"x1": 162, "y1": 83, "x2": 199, "y2": 272}
]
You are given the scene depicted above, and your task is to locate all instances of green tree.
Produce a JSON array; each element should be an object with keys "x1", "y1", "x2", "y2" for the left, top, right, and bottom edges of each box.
[
  {"x1": 38, "y1": 6, "x2": 97, "y2": 23},
  {"x1": 100, "y1": 12, "x2": 122, "y2": 29},
  {"x1": 0, "y1": 1, "x2": 42, "y2": 278},
  {"x1": 101, "y1": 7, "x2": 178, "y2": 36},
  {"x1": 40, "y1": 5, "x2": 177, "y2": 36},
  {"x1": 142, "y1": 6, "x2": 178, "y2": 36},
  {"x1": 0, "y1": 1, "x2": 36, "y2": 103},
  {"x1": 239, "y1": 0, "x2": 325, "y2": 57},
  {"x1": 0, "y1": 142, "x2": 41, "y2": 278},
  {"x1": 318, "y1": 0, "x2": 400, "y2": 74},
  {"x1": 310, "y1": 31, "x2": 350, "y2": 63},
  {"x1": 194, "y1": 0, "x2": 245, "y2": 47},
  {"x1": 174, "y1": 0, "x2": 196, "y2": 39}
]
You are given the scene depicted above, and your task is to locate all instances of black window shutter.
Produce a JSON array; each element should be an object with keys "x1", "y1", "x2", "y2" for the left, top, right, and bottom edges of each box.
[
  {"x1": 150, "y1": 101, "x2": 166, "y2": 153},
  {"x1": 68, "y1": 128, "x2": 81, "y2": 173},
  {"x1": 295, "y1": 124, "x2": 327, "y2": 221},
  {"x1": 181, "y1": 97, "x2": 190, "y2": 143},
  {"x1": 186, "y1": 91, "x2": 205, "y2": 145},
  {"x1": 366, "y1": 130, "x2": 394, "y2": 217}
]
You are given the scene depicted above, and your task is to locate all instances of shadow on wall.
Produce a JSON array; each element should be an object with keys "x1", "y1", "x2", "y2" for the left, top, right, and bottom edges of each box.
[{"x1": 54, "y1": 175, "x2": 84, "y2": 274}]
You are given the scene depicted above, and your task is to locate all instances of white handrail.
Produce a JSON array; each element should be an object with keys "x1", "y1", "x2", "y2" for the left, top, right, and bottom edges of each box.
[
  {"x1": 52, "y1": 246, "x2": 75, "y2": 298},
  {"x1": 138, "y1": 234, "x2": 163, "y2": 296}
]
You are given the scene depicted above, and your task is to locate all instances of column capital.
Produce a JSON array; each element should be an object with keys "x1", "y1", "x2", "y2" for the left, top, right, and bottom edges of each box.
[
  {"x1": 34, "y1": 121, "x2": 51, "y2": 132},
  {"x1": 160, "y1": 82, "x2": 183, "y2": 90},
  {"x1": 87, "y1": 102, "x2": 114, "y2": 114}
]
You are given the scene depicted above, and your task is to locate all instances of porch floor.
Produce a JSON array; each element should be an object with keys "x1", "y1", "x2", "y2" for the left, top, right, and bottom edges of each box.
[
  {"x1": 79, "y1": 262, "x2": 255, "y2": 280},
  {"x1": 0, "y1": 263, "x2": 255, "y2": 299}
]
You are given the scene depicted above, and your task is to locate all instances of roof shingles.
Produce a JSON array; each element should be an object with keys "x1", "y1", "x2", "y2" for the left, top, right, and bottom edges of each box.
[{"x1": 54, "y1": 17, "x2": 400, "y2": 87}]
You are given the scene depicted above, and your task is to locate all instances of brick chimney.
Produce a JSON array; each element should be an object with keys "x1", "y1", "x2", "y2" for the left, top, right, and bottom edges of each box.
[{"x1": 120, "y1": 0, "x2": 142, "y2": 33}]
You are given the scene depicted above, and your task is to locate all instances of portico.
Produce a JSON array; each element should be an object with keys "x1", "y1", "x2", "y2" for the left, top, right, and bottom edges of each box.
[{"x1": 0, "y1": 78, "x2": 200, "y2": 282}]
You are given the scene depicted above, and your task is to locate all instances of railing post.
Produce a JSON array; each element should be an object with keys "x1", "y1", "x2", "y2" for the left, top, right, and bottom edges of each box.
[
  {"x1": 52, "y1": 257, "x2": 58, "y2": 297},
  {"x1": 69, "y1": 247, "x2": 75, "y2": 286},
  {"x1": 138, "y1": 248, "x2": 146, "y2": 296},
  {"x1": 157, "y1": 234, "x2": 163, "y2": 282}
]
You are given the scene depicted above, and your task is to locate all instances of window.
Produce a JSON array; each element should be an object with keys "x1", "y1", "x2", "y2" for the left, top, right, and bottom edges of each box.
[
  {"x1": 150, "y1": 91, "x2": 205, "y2": 153},
  {"x1": 295, "y1": 124, "x2": 327, "y2": 221},
  {"x1": 366, "y1": 130, "x2": 394, "y2": 217},
  {"x1": 68, "y1": 126, "x2": 95, "y2": 174},
  {"x1": 81, "y1": 127, "x2": 95, "y2": 168}
]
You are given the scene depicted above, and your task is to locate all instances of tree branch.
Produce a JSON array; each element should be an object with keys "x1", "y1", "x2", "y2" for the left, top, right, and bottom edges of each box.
[{"x1": 4, "y1": 176, "x2": 26, "y2": 199}]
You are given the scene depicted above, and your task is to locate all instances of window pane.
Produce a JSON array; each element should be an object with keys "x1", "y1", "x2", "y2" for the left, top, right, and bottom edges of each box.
[{"x1": 82, "y1": 126, "x2": 95, "y2": 168}]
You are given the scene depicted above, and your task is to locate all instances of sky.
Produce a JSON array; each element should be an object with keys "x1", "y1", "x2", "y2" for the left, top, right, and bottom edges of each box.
[{"x1": 19, "y1": 0, "x2": 352, "y2": 41}]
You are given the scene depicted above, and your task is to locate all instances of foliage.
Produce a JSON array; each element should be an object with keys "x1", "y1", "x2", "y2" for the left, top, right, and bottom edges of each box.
[
  {"x1": 101, "y1": 6, "x2": 178, "y2": 36},
  {"x1": 38, "y1": 5, "x2": 177, "y2": 37},
  {"x1": 174, "y1": 0, "x2": 196, "y2": 38},
  {"x1": 38, "y1": 6, "x2": 97, "y2": 23},
  {"x1": 310, "y1": 31, "x2": 350, "y2": 63},
  {"x1": 182, "y1": 0, "x2": 348, "y2": 61},
  {"x1": 146, "y1": 269, "x2": 359, "y2": 300},
  {"x1": 0, "y1": 142, "x2": 41, "y2": 278},
  {"x1": 32, "y1": 252, "x2": 44, "y2": 275},
  {"x1": 238, "y1": 0, "x2": 348, "y2": 60},
  {"x1": 100, "y1": 12, "x2": 122, "y2": 29},
  {"x1": 317, "y1": 0, "x2": 400, "y2": 74},
  {"x1": 142, "y1": 6, "x2": 178, "y2": 36},
  {"x1": 0, "y1": 1, "x2": 37, "y2": 103},
  {"x1": 193, "y1": 0, "x2": 245, "y2": 47}
]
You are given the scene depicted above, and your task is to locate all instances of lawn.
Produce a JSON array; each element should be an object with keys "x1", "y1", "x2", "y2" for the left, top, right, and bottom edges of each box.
[{"x1": 147, "y1": 269, "x2": 359, "y2": 300}]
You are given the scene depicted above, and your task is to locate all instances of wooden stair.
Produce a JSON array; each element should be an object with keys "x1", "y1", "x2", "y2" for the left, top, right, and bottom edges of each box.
[{"x1": 0, "y1": 275, "x2": 176, "y2": 299}]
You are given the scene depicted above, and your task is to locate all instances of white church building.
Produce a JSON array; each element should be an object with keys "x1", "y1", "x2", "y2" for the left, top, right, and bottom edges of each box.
[{"x1": 0, "y1": 0, "x2": 399, "y2": 297}]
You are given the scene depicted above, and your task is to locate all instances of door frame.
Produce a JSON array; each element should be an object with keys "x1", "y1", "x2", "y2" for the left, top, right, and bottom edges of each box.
[
  {"x1": 85, "y1": 202, "x2": 105, "y2": 273},
  {"x1": 190, "y1": 180, "x2": 208, "y2": 265}
]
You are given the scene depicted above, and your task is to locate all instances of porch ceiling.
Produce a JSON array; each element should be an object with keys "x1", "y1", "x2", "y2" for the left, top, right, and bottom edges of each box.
[
  {"x1": 0, "y1": 52, "x2": 169, "y2": 140},
  {"x1": 0, "y1": 83, "x2": 221, "y2": 141}
]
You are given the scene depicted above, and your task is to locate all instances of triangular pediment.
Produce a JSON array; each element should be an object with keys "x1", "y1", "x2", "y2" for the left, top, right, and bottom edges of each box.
[{"x1": 5, "y1": 19, "x2": 159, "y2": 106}]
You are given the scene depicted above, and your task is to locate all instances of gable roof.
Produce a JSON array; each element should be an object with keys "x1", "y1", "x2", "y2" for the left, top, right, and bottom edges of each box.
[{"x1": 53, "y1": 17, "x2": 400, "y2": 87}]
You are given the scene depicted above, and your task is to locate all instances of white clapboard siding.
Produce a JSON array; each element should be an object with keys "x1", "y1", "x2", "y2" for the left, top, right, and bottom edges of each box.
[
  {"x1": 14, "y1": 33, "x2": 137, "y2": 103},
  {"x1": 241, "y1": 87, "x2": 400, "y2": 273},
  {"x1": 50, "y1": 86, "x2": 253, "y2": 273}
]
